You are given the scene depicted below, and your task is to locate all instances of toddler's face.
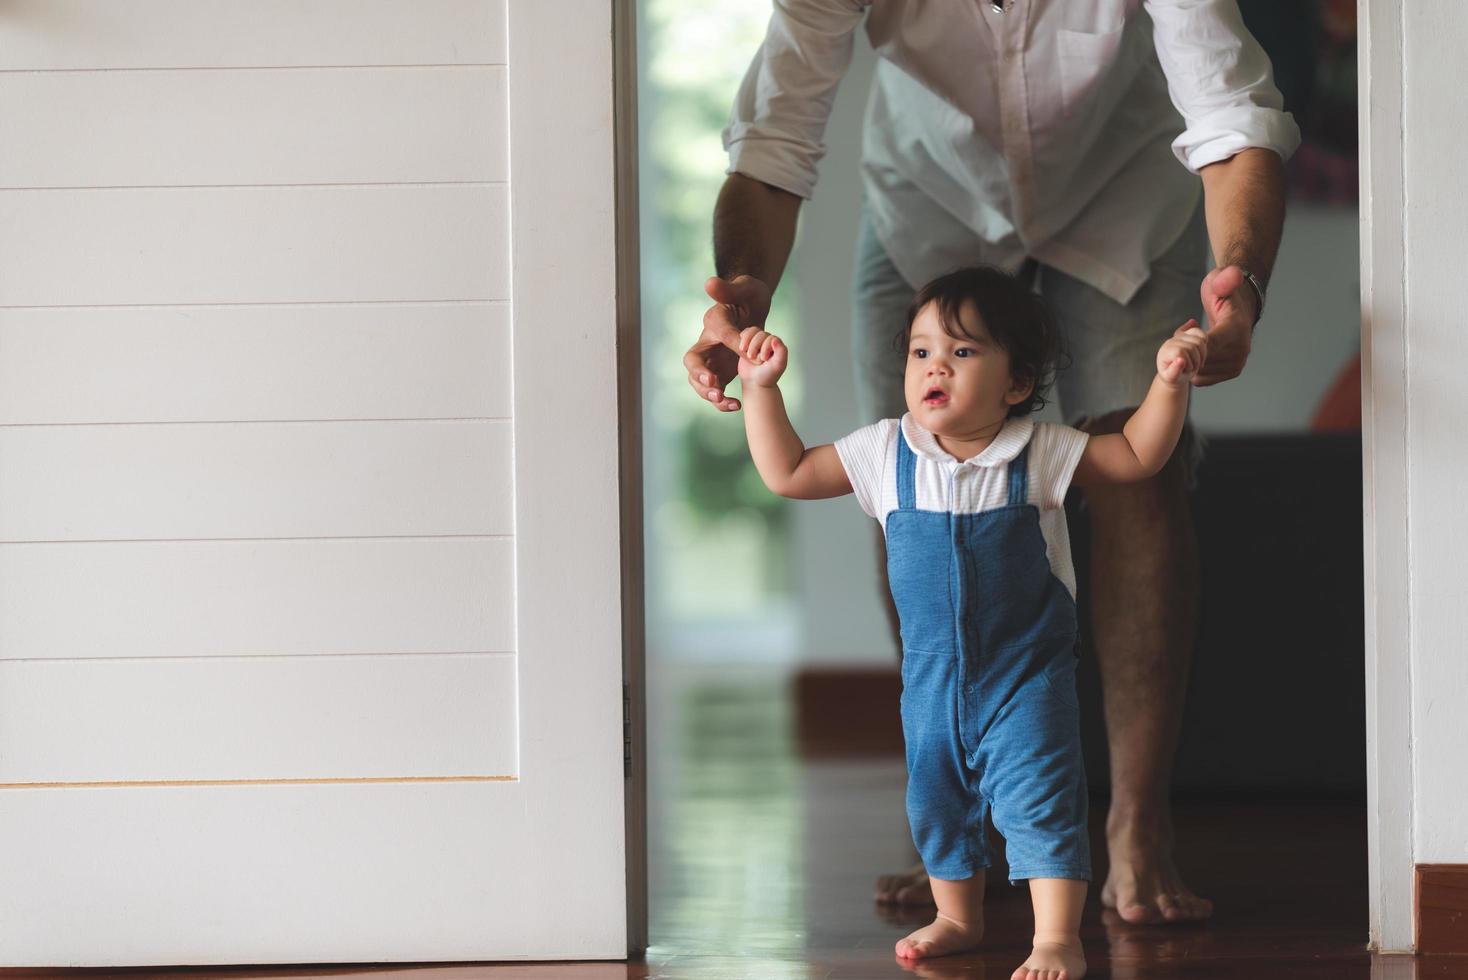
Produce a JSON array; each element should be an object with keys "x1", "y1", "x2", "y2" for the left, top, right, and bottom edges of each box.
[{"x1": 903, "y1": 300, "x2": 1030, "y2": 436}]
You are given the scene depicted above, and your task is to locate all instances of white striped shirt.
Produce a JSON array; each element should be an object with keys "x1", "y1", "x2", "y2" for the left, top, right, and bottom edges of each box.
[{"x1": 834, "y1": 414, "x2": 1090, "y2": 599}]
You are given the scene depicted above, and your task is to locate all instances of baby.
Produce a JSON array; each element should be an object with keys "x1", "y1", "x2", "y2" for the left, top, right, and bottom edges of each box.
[{"x1": 734, "y1": 265, "x2": 1207, "y2": 979}]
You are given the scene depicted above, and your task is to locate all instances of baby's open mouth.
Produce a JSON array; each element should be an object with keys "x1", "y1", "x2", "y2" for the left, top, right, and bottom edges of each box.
[{"x1": 924, "y1": 387, "x2": 949, "y2": 405}]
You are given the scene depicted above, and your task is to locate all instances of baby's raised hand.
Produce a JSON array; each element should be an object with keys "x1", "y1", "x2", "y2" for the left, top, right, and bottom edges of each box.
[
  {"x1": 736, "y1": 326, "x2": 788, "y2": 388},
  {"x1": 1157, "y1": 319, "x2": 1208, "y2": 386}
]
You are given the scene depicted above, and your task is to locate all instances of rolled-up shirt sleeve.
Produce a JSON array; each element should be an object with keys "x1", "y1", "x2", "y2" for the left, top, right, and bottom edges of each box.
[
  {"x1": 1145, "y1": 0, "x2": 1302, "y2": 173},
  {"x1": 722, "y1": 0, "x2": 866, "y2": 200}
]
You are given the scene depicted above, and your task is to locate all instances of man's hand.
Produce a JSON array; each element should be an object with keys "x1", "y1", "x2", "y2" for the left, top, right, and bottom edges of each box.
[
  {"x1": 684, "y1": 274, "x2": 773, "y2": 412},
  {"x1": 1193, "y1": 265, "x2": 1260, "y2": 387}
]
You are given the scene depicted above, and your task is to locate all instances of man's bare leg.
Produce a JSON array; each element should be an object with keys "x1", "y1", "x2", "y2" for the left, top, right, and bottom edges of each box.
[{"x1": 1082, "y1": 408, "x2": 1212, "y2": 924}]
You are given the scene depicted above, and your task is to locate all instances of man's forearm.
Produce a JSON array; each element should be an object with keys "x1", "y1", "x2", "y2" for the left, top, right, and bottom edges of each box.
[
  {"x1": 713, "y1": 173, "x2": 802, "y2": 290},
  {"x1": 1199, "y1": 146, "x2": 1286, "y2": 289}
]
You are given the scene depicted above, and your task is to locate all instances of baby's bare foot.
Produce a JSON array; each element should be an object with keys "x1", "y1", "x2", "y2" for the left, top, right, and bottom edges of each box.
[
  {"x1": 894, "y1": 910, "x2": 985, "y2": 960},
  {"x1": 1010, "y1": 939, "x2": 1086, "y2": 980}
]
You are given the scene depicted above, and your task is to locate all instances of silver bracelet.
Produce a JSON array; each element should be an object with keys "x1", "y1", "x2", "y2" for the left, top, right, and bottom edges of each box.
[{"x1": 1239, "y1": 267, "x2": 1266, "y2": 328}]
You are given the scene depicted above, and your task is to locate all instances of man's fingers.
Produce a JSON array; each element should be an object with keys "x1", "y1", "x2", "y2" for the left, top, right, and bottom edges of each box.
[
  {"x1": 702, "y1": 303, "x2": 744, "y2": 350},
  {"x1": 682, "y1": 348, "x2": 713, "y2": 384},
  {"x1": 1191, "y1": 361, "x2": 1241, "y2": 387},
  {"x1": 683, "y1": 348, "x2": 729, "y2": 392},
  {"x1": 1204, "y1": 265, "x2": 1244, "y2": 299},
  {"x1": 704, "y1": 275, "x2": 740, "y2": 306},
  {"x1": 685, "y1": 368, "x2": 722, "y2": 402},
  {"x1": 699, "y1": 380, "x2": 741, "y2": 411},
  {"x1": 682, "y1": 347, "x2": 742, "y2": 410},
  {"x1": 705, "y1": 275, "x2": 769, "y2": 331}
]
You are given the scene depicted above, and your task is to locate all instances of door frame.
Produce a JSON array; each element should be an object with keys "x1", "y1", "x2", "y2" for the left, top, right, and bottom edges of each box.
[
  {"x1": 1357, "y1": 0, "x2": 1413, "y2": 954},
  {"x1": 507, "y1": 0, "x2": 645, "y2": 956},
  {"x1": 612, "y1": 0, "x2": 649, "y2": 956}
]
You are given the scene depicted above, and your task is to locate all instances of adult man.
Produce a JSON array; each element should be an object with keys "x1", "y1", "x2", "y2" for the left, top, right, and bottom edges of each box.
[{"x1": 683, "y1": 0, "x2": 1298, "y2": 924}]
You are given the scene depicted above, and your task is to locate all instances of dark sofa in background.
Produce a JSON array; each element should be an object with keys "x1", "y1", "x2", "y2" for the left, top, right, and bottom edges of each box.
[{"x1": 1070, "y1": 431, "x2": 1366, "y2": 796}]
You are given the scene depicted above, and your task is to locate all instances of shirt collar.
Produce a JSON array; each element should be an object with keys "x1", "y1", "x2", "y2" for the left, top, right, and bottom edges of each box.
[{"x1": 900, "y1": 413, "x2": 1034, "y2": 468}]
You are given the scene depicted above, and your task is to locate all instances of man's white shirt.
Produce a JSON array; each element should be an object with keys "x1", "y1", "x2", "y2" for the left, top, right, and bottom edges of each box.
[{"x1": 724, "y1": 0, "x2": 1301, "y2": 304}]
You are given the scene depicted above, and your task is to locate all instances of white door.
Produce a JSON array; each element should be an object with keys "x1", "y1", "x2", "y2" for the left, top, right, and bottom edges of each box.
[{"x1": 0, "y1": 1, "x2": 639, "y2": 965}]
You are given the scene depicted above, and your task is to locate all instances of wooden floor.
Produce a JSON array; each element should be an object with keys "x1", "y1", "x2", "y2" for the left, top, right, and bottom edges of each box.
[{"x1": 5, "y1": 668, "x2": 1463, "y2": 978}]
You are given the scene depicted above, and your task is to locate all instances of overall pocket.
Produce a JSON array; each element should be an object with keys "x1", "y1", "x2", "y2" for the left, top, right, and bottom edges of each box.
[{"x1": 1038, "y1": 650, "x2": 1081, "y2": 710}]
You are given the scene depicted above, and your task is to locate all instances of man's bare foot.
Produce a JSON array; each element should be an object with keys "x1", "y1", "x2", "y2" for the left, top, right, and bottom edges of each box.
[
  {"x1": 894, "y1": 910, "x2": 985, "y2": 960},
  {"x1": 877, "y1": 862, "x2": 936, "y2": 906},
  {"x1": 1010, "y1": 939, "x2": 1086, "y2": 980},
  {"x1": 1100, "y1": 815, "x2": 1213, "y2": 924}
]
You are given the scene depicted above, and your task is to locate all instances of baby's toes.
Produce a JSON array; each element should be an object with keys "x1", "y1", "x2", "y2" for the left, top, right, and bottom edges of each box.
[{"x1": 895, "y1": 937, "x2": 929, "y2": 959}]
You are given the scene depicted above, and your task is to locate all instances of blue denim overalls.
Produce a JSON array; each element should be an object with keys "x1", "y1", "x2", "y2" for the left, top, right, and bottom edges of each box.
[{"x1": 888, "y1": 425, "x2": 1091, "y2": 883}]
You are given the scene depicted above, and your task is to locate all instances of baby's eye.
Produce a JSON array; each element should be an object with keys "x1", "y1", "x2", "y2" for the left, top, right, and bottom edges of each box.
[
  {"x1": 911, "y1": 348, "x2": 928, "y2": 359},
  {"x1": 955, "y1": 347, "x2": 975, "y2": 358}
]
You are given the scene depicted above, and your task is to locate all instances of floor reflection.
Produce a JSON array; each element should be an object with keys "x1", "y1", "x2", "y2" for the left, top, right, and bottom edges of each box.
[{"x1": 641, "y1": 664, "x2": 1454, "y2": 980}]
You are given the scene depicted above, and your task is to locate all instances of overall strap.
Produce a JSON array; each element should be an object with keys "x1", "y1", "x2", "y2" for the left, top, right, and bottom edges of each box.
[
  {"x1": 1006, "y1": 443, "x2": 1031, "y2": 507},
  {"x1": 896, "y1": 423, "x2": 918, "y2": 511}
]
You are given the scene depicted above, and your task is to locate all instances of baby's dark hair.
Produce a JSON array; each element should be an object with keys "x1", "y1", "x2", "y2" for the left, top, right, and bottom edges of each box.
[{"x1": 895, "y1": 265, "x2": 1065, "y2": 418}]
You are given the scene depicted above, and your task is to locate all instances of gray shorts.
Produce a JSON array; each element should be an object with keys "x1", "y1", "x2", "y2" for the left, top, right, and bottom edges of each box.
[{"x1": 850, "y1": 200, "x2": 1207, "y2": 482}]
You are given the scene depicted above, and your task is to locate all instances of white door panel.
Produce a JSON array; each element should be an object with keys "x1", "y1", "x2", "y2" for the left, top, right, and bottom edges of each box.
[
  {"x1": 0, "y1": 0, "x2": 634, "y2": 964},
  {"x1": 0, "y1": 538, "x2": 514, "y2": 660}
]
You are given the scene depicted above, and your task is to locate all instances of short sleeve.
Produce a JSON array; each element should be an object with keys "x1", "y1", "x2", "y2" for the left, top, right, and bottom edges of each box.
[
  {"x1": 1030, "y1": 422, "x2": 1090, "y2": 511},
  {"x1": 834, "y1": 419, "x2": 897, "y2": 519}
]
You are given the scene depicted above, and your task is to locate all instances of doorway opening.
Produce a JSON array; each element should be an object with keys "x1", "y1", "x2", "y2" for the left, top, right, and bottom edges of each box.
[{"x1": 634, "y1": 1, "x2": 1367, "y2": 972}]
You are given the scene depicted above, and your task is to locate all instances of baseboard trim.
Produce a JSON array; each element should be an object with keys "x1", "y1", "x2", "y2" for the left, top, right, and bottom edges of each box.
[
  {"x1": 793, "y1": 667, "x2": 903, "y2": 757},
  {"x1": 1417, "y1": 864, "x2": 1468, "y2": 955}
]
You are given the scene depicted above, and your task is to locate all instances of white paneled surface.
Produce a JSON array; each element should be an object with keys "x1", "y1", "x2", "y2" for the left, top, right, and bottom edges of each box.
[
  {"x1": 1, "y1": 784, "x2": 538, "y2": 963},
  {"x1": 0, "y1": 653, "x2": 517, "y2": 784},
  {"x1": 0, "y1": 303, "x2": 511, "y2": 425},
  {"x1": 0, "y1": 420, "x2": 511, "y2": 541},
  {"x1": 0, "y1": 538, "x2": 513, "y2": 659},
  {"x1": 0, "y1": 185, "x2": 508, "y2": 306},
  {"x1": 0, "y1": 0, "x2": 633, "y2": 965},
  {"x1": 0, "y1": 0, "x2": 507, "y2": 69},
  {"x1": 0, "y1": 68, "x2": 507, "y2": 188}
]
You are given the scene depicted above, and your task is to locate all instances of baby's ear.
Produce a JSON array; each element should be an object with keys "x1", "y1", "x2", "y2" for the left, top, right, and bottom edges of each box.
[{"x1": 1005, "y1": 375, "x2": 1035, "y2": 406}]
